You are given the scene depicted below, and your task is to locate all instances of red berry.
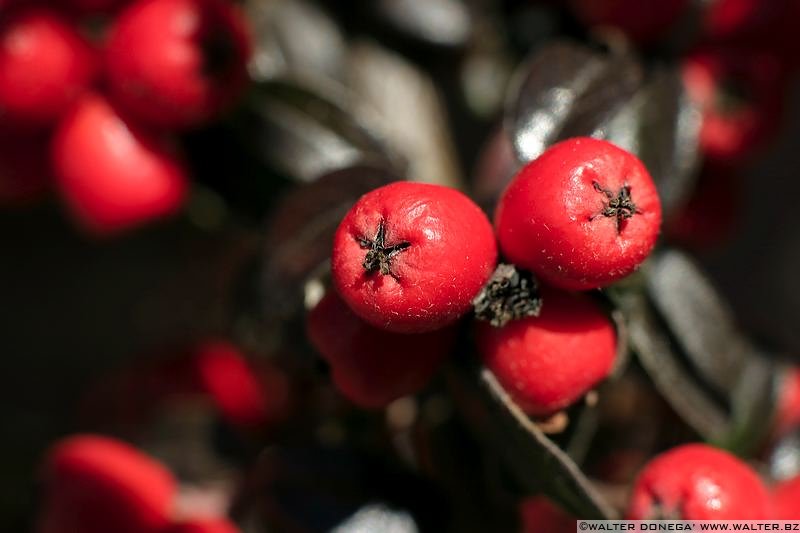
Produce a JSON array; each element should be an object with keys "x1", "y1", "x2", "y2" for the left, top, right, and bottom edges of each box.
[
  {"x1": 0, "y1": 8, "x2": 96, "y2": 127},
  {"x1": 627, "y1": 444, "x2": 770, "y2": 520},
  {"x1": 0, "y1": 131, "x2": 51, "y2": 206},
  {"x1": 495, "y1": 138, "x2": 661, "y2": 291},
  {"x1": 774, "y1": 367, "x2": 800, "y2": 437},
  {"x1": 682, "y1": 47, "x2": 788, "y2": 162},
  {"x1": 52, "y1": 93, "x2": 188, "y2": 234},
  {"x1": 519, "y1": 497, "x2": 575, "y2": 533},
  {"x1": 476, "y1": 287, "x2": 616, "y2": 417},
  {"x1": 332, "y1": 181, "x2": 497, "y2": 333},
  {"x1": 37, "y1": 435, "x2": 176, "y2": 533},
  {"x1": 193, "y1": 341, "x2": 288, "y2": 430},
  {"x1": 307, "y1": 289, "x2": 457, "y2": 409},
  {"x1": 165, "y1": 519, "x2": 240, "y2": 533},
  {"x1": 772, "y1": 476, "x2": 800, "y2": 520},
  {"x1": 569, "y1": 0, "x2": 689, "y2": 44},
  {"x1": 105, "y1": 0, "x2": 251, "y2": 130}
]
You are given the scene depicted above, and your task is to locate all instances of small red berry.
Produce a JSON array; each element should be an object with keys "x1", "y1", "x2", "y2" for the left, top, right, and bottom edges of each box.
[
  {"x1": 193, "y1": 341, "x2": 288, "y2": 430},
  {"x1": 307, "y1": 289, "x2": 457, "y2": 409},
  {"x1": 476, "y1": 287, "x2": 617, "y2": 417},
  {"x1": 332, "y1": 181, "x2": 497, "y2": 333},
  {"x1": 519, "y1": 496, "x2": 575, "y2": 533},
  {"x1": 165, "y1": 519, "x2": 240, "y2": 533},
  {"x1": 37, "y1": 434, "x2": 176, "y2": 533},
  {"x1": 772, "y1": 475, "x2": 800, "y2": 520},
  {"x1": 682, "y1": 47, "x2": 788, "y2": 162},
  {"x1": 569, "y1": 0, "x2": 689, "y2": 44},
  {"x1": 0, "y1": 8, "x2": 96, "y2": 127},
  {"x1": 495, "y1": 138, "x2": 661, "y2": 291},
  {"x1": 627, "y1": 444, "x2": 770, "y2": 520},
  {"x1": 52, "y1": 93, "x2": 188, "y2": 234},
  {"x1": 105, "y1": 0, "x2": 251, "y2": 129},
  {"x1": 773, "y1": 367, "x2": 800, "y2": 437}
]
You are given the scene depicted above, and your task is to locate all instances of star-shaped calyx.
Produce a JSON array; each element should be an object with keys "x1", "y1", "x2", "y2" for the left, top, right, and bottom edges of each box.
[{"x1": 357, "y1": 220, "x2": 411, "y2": 276}]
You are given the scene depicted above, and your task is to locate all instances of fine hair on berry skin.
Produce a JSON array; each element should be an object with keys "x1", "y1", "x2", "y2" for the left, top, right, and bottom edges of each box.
[{"x1": 332, "y1": 180, "x2": 498, "y2": 334}]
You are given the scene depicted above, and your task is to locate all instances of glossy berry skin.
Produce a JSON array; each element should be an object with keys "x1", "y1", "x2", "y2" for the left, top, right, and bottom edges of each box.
[
  {"x1": 307, "y1": 290, "x2": 456, "y2": 409},
  {"x1": 0, "y1": 8, "x2": 96, "y2": 127},
  {"x1": 495, "y1": 138, "x2": 661, "y2": 291},
  {"x1": 52, "y1": 93, "x2": 188, "y2": 234},
  {"x1": 627, "y1": 444, "x2": 770, "y2": 520},
  {"x1": 682, "y1": 47, "x2": 787, "y2": 162},
  {"x1": 772, "y1": 476, "x2": 800, "y2": 520},
  {"x1": 165, "y1": 519, "x2": 240, "y2": 533},
  {"x1": 569, "y1": 0, "x2": 688, "y2": 44},
  {"x1": 476, "y1": 287, "x2": 616, "y2": 417},
  {"x1": 37, "y1": 435, "x2": 176, "y2": 533},
  {"x1": 519, "y1": 497, "x2": 575, "y2": 533},
  {"x1": 332, "y1": 181, "x2": 497, "y2": 333},
  {"x1": 105, "y1": 0, "x2": 251, "y2": 129}
]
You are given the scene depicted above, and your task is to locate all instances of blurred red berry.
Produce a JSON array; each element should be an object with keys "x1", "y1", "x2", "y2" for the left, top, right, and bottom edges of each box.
[
  {"x1": 682, "y1": 47, "x2": 788, "y2": 162},
  {"x1": 307, "y1": 289, "x2": 457, "y2": 409},
  {"x1": 495, "y1": 138, "x2": 661, "y2": 291},
  {"x1": 52, "y1": 93, "x2": 188, "y2": 234},
  {"x1": 627, "y1": 444, "x2": 770, "y2": 520},
  {"x1": 519, "y1": 496, "x2": 575, "y2": 533},
  {"x1": 0, "y1": 8, "x2": 96, "y2": 127},
  {"x1": 37, "y1": 435, "x2": 176, "y2": 533},
  {"x1": 476, "y1": 287, "x2": 617, "y2": 417},
  {"x1": 332, "y1": 181, "x2": 497, "y2": 334},
  {"x1": 105, "y1": 0, "x2": 251, "y2": 130},
  {"x1": 772, "y1": 475, "x2": 800, "y2": 520},
  {"x1": 774, "y1": 367, "x2": 800, "y2": 437}
]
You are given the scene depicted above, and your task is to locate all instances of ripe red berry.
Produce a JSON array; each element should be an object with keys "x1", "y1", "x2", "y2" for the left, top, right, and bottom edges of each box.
[
  {"x1": 495, "y1": 138, "x2": 661, "y2": 291},
  {"x1": 193, "y1": 340, "x2": 288, "y2": 430},
  {"x1": 519, "y1": 497, "x2": 575, "y2": 533},
  {"x1": 682, "y1": 47, "x2": 788, "y2": 162},
  {"x1": 332, "y1": 181, "x2": 497, "y2": 333},
  {"x1": 105, "y1": 0, "x2": 251, "y2": 130},
  {"x1": 165, "y1": 519, "x2": 240, "y2": 533},
  {"x1": 307, "y1": 289, "x2": 457, "y2": 409},
  {"x1": 476, "y1": 287, "x2": 616, "y2": 417},
  {"x1": 568, "y1": 0, "x2": 689, "y2": 44},
  {"x1": 0, "y1": 8, "x2": 96, "y2": 127},
  {"x1": 52, "y1": 93, "x2": 188, "y2": 234},
  {"x1": 772, "y1": 475, "x2": 800, "y2": 520},
  {"x1": 773, "y1": 367, "x2": 800, "y2": 437},
  {"x1": 37, "y1": 434, "x2": 176, "y2": 533},
  {"x1": 627, "y1": 444, "x2": 770, "y2": 520}
]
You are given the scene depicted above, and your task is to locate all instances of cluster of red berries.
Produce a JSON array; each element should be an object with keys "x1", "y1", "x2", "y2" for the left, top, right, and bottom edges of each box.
[
  {"x1": 522, "y1": 442, "x2": 800, "y2": 531},
  {"x1": 308, "y1": 137, "x2": 661, "y2": 415},
  {"x1": 0, "y1": 0, "x2": 250, "y2": 234},
  {"x1": 37, "y1": 434, "x2": 240, "y2": 533}
]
